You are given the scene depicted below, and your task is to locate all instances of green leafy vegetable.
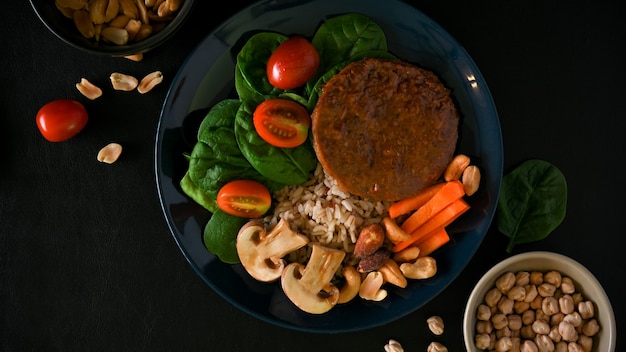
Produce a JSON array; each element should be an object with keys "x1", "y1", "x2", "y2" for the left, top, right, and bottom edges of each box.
[
  {"x1": 204, "y1": 210, "x2": 249, "y2": 264},
  {"x1": 496, "y1": 159, "x2": 567, "y2": 253}
]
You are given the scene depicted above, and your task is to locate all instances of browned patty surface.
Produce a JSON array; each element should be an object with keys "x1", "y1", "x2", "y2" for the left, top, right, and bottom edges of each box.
[{"x1": 311, "y1": 58, "x2": 459, "y2": 201}]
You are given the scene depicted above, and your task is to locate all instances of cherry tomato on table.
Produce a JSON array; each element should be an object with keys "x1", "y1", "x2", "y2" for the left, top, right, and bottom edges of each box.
[
  {"x1": 253, "y1": 99, "x2": 311, "y2": 148},
  {"x1": 266, "y1": 36, "x2": 320, "y2": 90},
  {"x1": 36, "y1": 99, "x2": 88, "y2": 142},
  {"x1": 217, "y1": 180, "x2": 272, "y2": 218}
]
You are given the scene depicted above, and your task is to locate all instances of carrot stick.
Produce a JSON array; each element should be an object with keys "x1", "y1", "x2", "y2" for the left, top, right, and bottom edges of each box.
[
  {"x1": 400, "y1": 180, "x2": 465, "y2": 235},
  {"x1": 415, "y1": 228, "x2": 450, "y2": 257},
  {"x1": 388, "y1": 182, "x2": 445, "y2": 219},
  {"x1": 392, "y1": 198, "x2": 470, "y2": 252}
]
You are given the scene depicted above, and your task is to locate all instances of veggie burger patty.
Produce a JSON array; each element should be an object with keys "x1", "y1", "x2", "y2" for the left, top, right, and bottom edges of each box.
[{"x1": 311, "y1": 57, "x2": 460, "y2": 201}]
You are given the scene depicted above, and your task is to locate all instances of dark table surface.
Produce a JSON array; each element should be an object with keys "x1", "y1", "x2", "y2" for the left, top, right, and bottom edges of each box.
[{"x1": 2, "y1": 1, "x2": 624, "y2": 351}]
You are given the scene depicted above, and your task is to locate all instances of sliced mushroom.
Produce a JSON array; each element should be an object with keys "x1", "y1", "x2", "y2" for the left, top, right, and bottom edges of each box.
[
  {"x1": 236, "y1": 218, "x2": 309, "y2": 282},
  {"x1": 281, "y1": 243, "x2": 346, "y2": 314}
]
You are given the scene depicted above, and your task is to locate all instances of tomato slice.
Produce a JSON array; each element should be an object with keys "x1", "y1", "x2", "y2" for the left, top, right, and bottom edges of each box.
[
  {"x1": 216, "y1": 180, "x2": 272, "y2": 218},
  {"x1": 36, "y1": 99, "x2": 89, "y2": 142},
  {"x1": 266, "y1": 36, "x2": 320, "y2": 90},
  {"x1": 253, "y1": 99, "x2": 311, "y2": 148}
]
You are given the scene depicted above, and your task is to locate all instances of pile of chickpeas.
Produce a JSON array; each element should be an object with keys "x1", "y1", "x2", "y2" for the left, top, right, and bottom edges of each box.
[{"x1": 474, "y1": 270, "x2": 601, "y2": 352}]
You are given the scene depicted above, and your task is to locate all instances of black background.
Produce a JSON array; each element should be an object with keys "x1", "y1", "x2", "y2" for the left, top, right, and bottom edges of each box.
[{"x1": 2, "y1": 1, "x2": 624, "y2": 351}]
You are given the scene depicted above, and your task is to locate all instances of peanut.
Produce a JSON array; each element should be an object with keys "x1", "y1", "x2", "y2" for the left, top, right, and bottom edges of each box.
[
  {"x1": 75, "y1": 78, "x2": 102, "y2": 100},
  {"x1": 97, "y1": 143, "x2": 123, "y2": 164},
  {"x1": 55, "y1": 0, "x2": 185, "y2": 46},
  {"x1": 461, "y1": 164, "x2": 481, "y2": 196},
  {"x1": 110, "y1": 72, "x2": 138, "y2": 91},
  {"x1": 137, "y1": 70, "x2": 163, "y2": 94}
]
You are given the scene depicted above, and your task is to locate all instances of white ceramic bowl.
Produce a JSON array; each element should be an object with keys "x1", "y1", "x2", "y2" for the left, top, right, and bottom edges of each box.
[{"x1": 463, "y1": 251, "x2": 616, "y2": 352}]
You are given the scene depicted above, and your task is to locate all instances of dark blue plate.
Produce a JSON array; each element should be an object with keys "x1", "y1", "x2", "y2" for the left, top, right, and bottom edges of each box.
[{"x1": 155, "y1": 0, "x2": 502, "y2": 333}]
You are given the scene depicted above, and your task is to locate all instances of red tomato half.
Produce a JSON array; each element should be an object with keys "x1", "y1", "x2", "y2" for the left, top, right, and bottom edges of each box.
[
  {"x1": 266, "y1": 36, "x2": 320, "y2": 90},
  {"x1": 36, "y1": 99, "x2": 88, "y2": 142},
  {"x1": 253, "y1": 99, "x2": 311, "y2": 148},
  {"x1": 217, "y1": 180, "x2": 272, "y2": 218}
]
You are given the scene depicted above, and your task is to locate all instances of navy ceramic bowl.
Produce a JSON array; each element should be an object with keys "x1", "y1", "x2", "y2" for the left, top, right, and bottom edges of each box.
[
  {"x1": 29, "y1": 0, "x2": 195, "y2": 57},
  {"x1": 155, "y1": 0, "x2": 503, "y2": 333}
]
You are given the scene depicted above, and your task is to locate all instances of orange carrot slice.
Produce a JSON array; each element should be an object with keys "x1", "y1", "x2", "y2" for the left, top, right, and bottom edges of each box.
[
  {"x1": 388, "y1": 182, "x2": 445, "y2": 219},
  {"x1": 392, "y1": 198, "x2": 470, "y2": 252},
  {"x1": 400, "y1": 180, "x2": 465, "y2": 235},
  {"x1": 415, "y1": 228, "x2": 450, "y2": 257}
]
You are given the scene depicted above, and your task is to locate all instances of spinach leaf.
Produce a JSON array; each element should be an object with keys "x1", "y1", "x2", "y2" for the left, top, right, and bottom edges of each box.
[
  {"x1": 496, "y1": 159, "x2": 567, "y2": 253},
  {"x1": 180, "y1": 170, "x2": 217, "y2": 212},
  {"x1": 310, "y1": 13, "x2": 389, "y2": 81},
  {"x1": 234, "y1": 103, "x2": 317, "y2": 185},
  {"x1": 235, "y1": 32, "x2": 287, "y2": 107},
  {"x1": 185, "y1": 99, "x2": 285, "y2": 204},
  {"x1": 204, "y1": 209, "x2": 248, "y2": 264}
]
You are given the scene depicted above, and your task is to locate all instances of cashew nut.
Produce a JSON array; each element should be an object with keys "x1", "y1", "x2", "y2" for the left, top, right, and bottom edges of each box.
[
  {"x1": 444, "y1": 154, "x2": 470, "y2": 181},
  {"x1": 337, "y1": 266, "x2": 361, "y2": 304},
  {"x1": 399, "y1": 256, "x2": 437, "y2": 279}
]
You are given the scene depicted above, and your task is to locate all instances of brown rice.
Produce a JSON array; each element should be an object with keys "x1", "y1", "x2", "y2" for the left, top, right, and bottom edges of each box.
[{"x1": 261, "y1": 163, "x2": 392, "y2": 260}]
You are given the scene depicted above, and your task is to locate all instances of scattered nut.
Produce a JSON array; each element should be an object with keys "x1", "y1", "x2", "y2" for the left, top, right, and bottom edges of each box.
[
  {"x1": 384, "y1": 339, "x2": 404, "y2": 352},
  {"x1": 110, "y1": 72, "x2": 138, "y2": 91},
  {"x1": 381, "y1": 217, "x2": 411, "y2": 243},
  {"x1": 124, "y1": 53, "x2": 144, "y2": 61},
  {"x1": 137, "y1": 70, "x2": 163, "y2": 94},
  {"x1": 427, "y1": 315, "x2": 444, "y2": 335},
  {"x1": 427, "y1": 341, "x2": 448, "y2": 352},
  {"x1": 76, "y1": 78, "x2": 102, "y2": 100},
  {"x1": 97, "y1": 143, "x2": 122, "y2": 164},
  {"x1": 392, "y1": 246, "x2": 420, "y2": 263}
]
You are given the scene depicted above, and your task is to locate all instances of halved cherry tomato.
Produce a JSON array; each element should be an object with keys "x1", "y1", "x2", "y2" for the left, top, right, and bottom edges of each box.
[
  {"x1": 36, "y1": 99, "x2": 88, "y2": 142},
  {"x1": 216, "y1": 180, "x2": 272, "y2": 218},
  {"x1": 266, "y1": 36, "x2": 320, "y2": 90},
  {"x1": 253, "y1": 99, "x2": 311, "y2": 148}
]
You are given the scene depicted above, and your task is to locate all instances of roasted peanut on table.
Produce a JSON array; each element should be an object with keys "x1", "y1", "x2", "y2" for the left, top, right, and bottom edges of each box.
[
  {"x1": 97, "y1": 142, "x2": 122, "y2": 164},
  {"x1": 55, "y1": 0, "x2": 185, "y2": 45},
  {"x1": 473, "y1": 270, "x2": 601, "y2": 351}
]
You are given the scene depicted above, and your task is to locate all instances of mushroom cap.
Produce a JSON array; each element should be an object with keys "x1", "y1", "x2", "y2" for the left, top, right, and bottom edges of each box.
[
  {"x1": 281, "y1": 262, "x2": 340, "y2": 314},
  {"x1": 236, "y1": 219, "x2": 309, "y2": 282}
]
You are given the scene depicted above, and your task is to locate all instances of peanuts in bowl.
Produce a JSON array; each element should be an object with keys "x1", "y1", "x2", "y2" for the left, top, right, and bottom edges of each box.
[{"x1": 463, "y1": 251, "x2": 616, "y2": 352}]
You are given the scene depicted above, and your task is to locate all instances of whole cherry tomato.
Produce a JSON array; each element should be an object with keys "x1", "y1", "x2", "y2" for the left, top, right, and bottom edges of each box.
[
  {"x1": 216, "y1": 180, "x2": 272, "y2": 218},
  {"x1": 36, "y1": 99, "x2": 89, "y2": 142},
  {"x1": 266, "y1": 36, "x2": 320, "y2": 90},
  {"x1": 253, "y1": 99, "x2": 311, "y2": 148}
]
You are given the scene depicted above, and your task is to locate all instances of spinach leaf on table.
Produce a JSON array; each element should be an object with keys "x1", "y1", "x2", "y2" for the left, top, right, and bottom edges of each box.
[{"x1": 496, "y1": 159, "x2": 567, "y2": 253}]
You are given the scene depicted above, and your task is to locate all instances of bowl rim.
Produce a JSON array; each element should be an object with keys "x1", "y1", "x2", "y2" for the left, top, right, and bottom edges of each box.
[
  {"x1": 463, "y1": 251, "x2": 616, "y2": 352},
  {"x1": 28, "y1": 0, "x2": 196, "y2": 56}
]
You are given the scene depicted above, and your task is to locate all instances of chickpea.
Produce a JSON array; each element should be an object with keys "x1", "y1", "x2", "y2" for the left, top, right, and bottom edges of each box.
[
  {"x1": 514, "y1": 301, "x2": 530, "y2": 314},
  {"x1": 537, "y1": 283, "x2": 557, "y2": 297},
  {"x1": 508, "y1": 286, "x2": 527, "y2": 301},
  {"x1": 475, "y1": 334, "x2": 492, "y2": 350},
  {"x1": 497, "y1": 272, "x2": 516, "y2": 293},
  {"x1": 486, "y1": 287, "x2": 503, "y2": 307},
  {"x1": 567, "y1": 342, "x2": 585, "y2": 352},
  {"x1": 476, "y1": 320, "x2": 493, "y2": 334},
  {"x1": 530, "y1": 272, "x2": 544, "y2": 285},
  {"x1": 524, "y1": 285, "x2": 539, "y2": 303},
  {"x1": 558, "y1": 295, "x2": 574, "y2": 314},
  {"x1": 558, "y1": 321, "x2": 578, "y2": 342},
  {"x1": 508, "y1": 314, "x2": 523, "y2": 330},
  {"x1": 531, "y1": 319, "x2": 550, "y2": 335},
  {"x1": 498, "y1": 296, "x2": 515, "y2": 315},
  {"x1": 563, "y1": 312, "x2": 582, "y2": 328},
  {"x1": 516, "y1": 271, "x2": 530, "y2": 286},
  {"x1": 560, "y1": 277, "x2": 575, "y2": 294},
  {"x1": 534, "y1": 334, "x2": 554, "y2": 352},
  {"x1": 544, "y1": 271, "x2": 562, "y2": 287},
  {"x1": 495, "y1": 336, "x2": 513, "y2": 352},
  {"x1": 555, "y1": 341, "x2": 568, "y2": 352},
  {"x1": 577, "y1": 335, "x2": 593, "y2": 352},
  {"x1": 522, "y1": 310, "x2": 536, "y2": 325},
  {"x1": 492, "y1": 313, "x2": 509, "y2": 330},
  {"x1": 582, "y1": 319, "x2": 600, "y2": 337},
  {"x1": 542, "y1": 296, "x2": 560, "y2": 316},
  {"x1": 578, "y1": 301, "x2": 595, "y2": 319},
  {"x1": 477, "y1": 304, "x2": 492, "y2": 321},
  {"x1": 521, "y1": 340, "x2": 539, "y2": 352}
]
